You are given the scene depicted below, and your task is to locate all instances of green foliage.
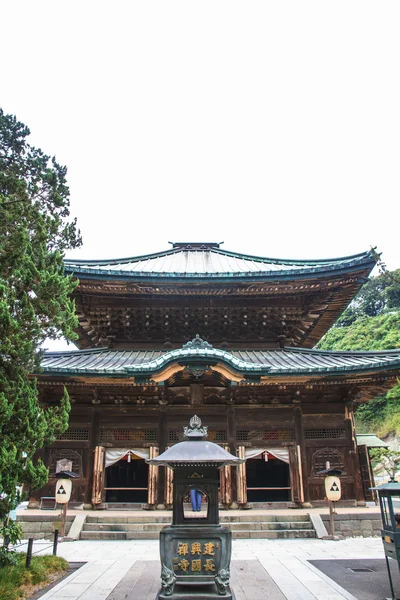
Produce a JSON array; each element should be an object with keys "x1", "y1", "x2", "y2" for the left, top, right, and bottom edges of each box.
[
  {"x1": 317, "y1": 275, "x2": 400, "y2": 437},
  {"x1": 355, "y1": 384, "x2": 400, "y2": 437},
  {"x1": 0, "y1": 108, "x2": 81, "y2": 527},
  {"x1": 317, "y1": 311, "x2": 400, "y2": 351},
  {"x1": 336, "y1": 268, "x2": 400, "y2": 327},
  {"x1": 0, "y1": 553, "x2": 68, "y2": 600}
]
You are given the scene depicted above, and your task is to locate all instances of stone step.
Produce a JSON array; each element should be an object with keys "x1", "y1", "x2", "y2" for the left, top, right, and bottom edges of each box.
[
  {"x1": 86, "y1": 515, "x2": 170, "y2": 524},
  {"x1": 221, "y1": 514, "x2": 310, "y2": 523},
  {"x1": 83, "y1": 522, "x2": 166, "y2": 532},
  {"x1": 228, "y1": 521, "x2": 313, "y2": 531},
  {"x1": 232, "y1": 529, "x2": 316, "y2": 539},
  {"x1": 80, "y1": 528, "x2": 315, "y2": 541},
  {"x1": 83, "y1": 520, "x2": 313, "y2": 533},
  {"x1": 85, "y1": 513, "x2": 310, "y2": 524},
  {"x1": 80, "y1": 530, "x2": 127, "y2": 540}
]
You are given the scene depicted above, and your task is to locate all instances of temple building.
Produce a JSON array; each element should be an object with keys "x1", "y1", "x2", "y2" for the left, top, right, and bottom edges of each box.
[{"x1": 31, "y1": 242, "x2": 400, "y2": 509}]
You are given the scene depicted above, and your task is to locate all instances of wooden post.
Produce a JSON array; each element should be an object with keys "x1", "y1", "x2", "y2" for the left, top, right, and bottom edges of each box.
[
  {"x1": 61, "y1": 503, "x2": 67, "y2": 537},
  {"x1": 236, "y1": 446, "x2": 247, "y2": 506},
  {"x1": 220, "y1": 446, "x2": 232, "y2": 507},
  {"x1": 157, "y1": 410, "x2": 168, "y2": 505},
  {"x1": 148, "y1": 446, "x2": 159, "y2": 507},
  {"x1": 92, "y1": 445, "x2": 105, "y2": 507},
  {"x1": 329, "y1": 500, "x2": 335, "y2": 536},
  {"x1": 164, "y1": 446, "x2": 173, "y2": 508},
  {"x1": 345, "y1": 402, "x2": 366, "y2": 506},
  {"x1": 84, "y1": 407, "x2": 99, "y2": 507},
  {"x1": 289, "y1": 445, "x2": 304, "y2": 504},
  {"x1": 294, "y1": 405, "x2": 309, "y2": 505}
]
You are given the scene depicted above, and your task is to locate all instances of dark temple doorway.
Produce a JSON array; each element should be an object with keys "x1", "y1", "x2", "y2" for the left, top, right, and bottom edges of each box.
[
  {"x1": 105, "y1": 457, "x2": 148, "y2": 503},
  {"x1": 246, "y1": 453, "x2": 291, "y2": 502}
]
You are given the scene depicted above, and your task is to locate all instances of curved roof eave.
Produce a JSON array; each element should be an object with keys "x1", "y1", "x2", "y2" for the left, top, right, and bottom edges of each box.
[
  {"x1": 37, "y1": 344, "x2": 400, "y2": 380},
  {"x1": 63, "y1": 246, "x2": 377, "y2": 281}
]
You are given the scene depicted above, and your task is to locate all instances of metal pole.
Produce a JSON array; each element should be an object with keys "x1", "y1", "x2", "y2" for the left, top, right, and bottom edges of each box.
[
  {"x1": 329, "y1": 500, "x2": 335, "y2": 537},
  {"x1": 385, "y1": 554, "x2": 396, "y2": 600},
  {"x1": 26, "y1": 538, "x2": 34, "y2": 568},
  {"x1": 61, "y1": 503, "x2": 67, "y2": 537},
  {"x1": 53, "y1": 529, "x2": 59, "y2": 555}
]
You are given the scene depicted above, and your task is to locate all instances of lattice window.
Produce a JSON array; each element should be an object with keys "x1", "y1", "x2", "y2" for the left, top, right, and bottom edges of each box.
[
  {"x1": 263, "y1": 430, "x2": 294, "y2": 441},
  {"x1": 237, "y1": 429, "x2": 294, "y2": 442},
  {"x1": 168, "y1": 429, "x2": 227, "y2": 443},
  {"x1": 305, "y1": 428, "x2": 346, "y2": 440},
  {"x1": 312, "y1": 448, "x2": 345, "y2": 476},
  {"x1": 208, "y1": 430, "x2": 227, "y2": 442},
  {"x1": 57, "y1": 429, "x2": 89, "y2": 442},
  {"x1": 168, "y1": 430, "x2": 183, "y2": 443},
  {"x1": 48, "y1": 449, "x2": 82, "y2": 476},
  {"x1": 100, "y1": 429, "x2": 157, "y2": 443}
]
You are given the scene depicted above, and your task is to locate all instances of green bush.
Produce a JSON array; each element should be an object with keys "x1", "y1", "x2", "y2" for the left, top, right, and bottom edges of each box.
[{"x1": 0, "y1": 553, "x2": 68, "y2": 600}]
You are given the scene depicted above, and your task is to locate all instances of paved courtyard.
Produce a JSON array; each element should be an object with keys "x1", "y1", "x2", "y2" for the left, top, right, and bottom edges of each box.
[{"x1": 21, "y1": 536, "x2": 398, "y2": 600}]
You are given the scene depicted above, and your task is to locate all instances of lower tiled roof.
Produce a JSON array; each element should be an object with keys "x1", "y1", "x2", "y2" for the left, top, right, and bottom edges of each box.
[{"x1": 39, "y1": 343, "x2": 400, "y2": 378}]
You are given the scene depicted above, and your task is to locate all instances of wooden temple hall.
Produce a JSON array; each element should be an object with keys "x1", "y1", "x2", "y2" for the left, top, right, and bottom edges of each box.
[{"x1": 32, "y1": 242, "x2": 400, "y2": 510}]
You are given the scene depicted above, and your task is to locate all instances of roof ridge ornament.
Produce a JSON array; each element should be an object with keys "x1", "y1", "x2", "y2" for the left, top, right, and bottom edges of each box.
[
  {"x1": 183, "y1": 414, "x2": 208, "y2": 439},
  {"x1": 182, "y1": 334, "x2": 213, "y2": 350},
  {"x1": 170, "y1": 242, "x2": 221, "y2": 249}
]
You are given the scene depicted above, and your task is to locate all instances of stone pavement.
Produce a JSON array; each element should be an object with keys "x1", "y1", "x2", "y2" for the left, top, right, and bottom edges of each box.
[{"x1": 18, "y1": 536, "x2": 392, "y2": 600}]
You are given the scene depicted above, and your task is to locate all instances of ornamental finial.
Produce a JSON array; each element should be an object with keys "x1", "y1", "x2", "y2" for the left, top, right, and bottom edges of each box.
[
  {"x1": 183, "y1": 414, "x2": 208, "y2": 439},
  {"x1": 182, "y1": 335, "x2": 213, "y2": 350}
]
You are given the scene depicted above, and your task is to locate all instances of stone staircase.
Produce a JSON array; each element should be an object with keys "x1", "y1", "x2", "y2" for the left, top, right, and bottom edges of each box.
[{"x1": 80, "y1": 513, "x2": 316, "y2": 540}]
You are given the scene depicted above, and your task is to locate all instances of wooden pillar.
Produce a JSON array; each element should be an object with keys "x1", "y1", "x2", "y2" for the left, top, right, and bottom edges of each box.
[
  {"x1": 157, "y1": 410, "x2": 168, "y2": 505},
  {"x1": 220, "y1": 446, "x2": 232, "y2": 507},
  {"x1": 345, "y1": 401, "x2": 366, "y2": 506},
  {"x1": 164, "y1": 449, "x2": 173, "y2": 508},
  {"x1": 294, "y1": 405, "x2": 309, "y2": 506},
  {"x1": 227, "y1": 406, "x2": 236, "y2": 452},
  {"x1": 84, "y1": 408, "x2": 99, "y2": 508},
  {"x1": 147, "y1": 446, "x2": 159, "y2": 508},
  {"x1": 91, "y1": 445, "x2": 105, "y2": 506},
  {"x1": 289, "y1": 445, "x2": 304, "y2": 504},
  {"x1": 236, "y1": 446, "x2": 247, "y2": 506}
]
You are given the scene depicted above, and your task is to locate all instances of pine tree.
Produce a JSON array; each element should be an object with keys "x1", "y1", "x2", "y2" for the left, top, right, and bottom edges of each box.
[{"x1": 0, "y1": 108, "x2": 81, "y2": 528}]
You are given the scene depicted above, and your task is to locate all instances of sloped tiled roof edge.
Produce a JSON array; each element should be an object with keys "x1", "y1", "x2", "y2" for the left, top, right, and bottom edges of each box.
[
  {"x1": 38, "y1": 345, "x2": 400, "y2": 378},
  {"x1": 63, "y1": 245, "x2": 377, "y2": 280}
]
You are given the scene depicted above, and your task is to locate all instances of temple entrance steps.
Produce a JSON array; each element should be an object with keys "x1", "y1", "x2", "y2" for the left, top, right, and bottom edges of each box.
[{"x1": 80, "y1": 513, "x2": 316, "y2": 540}]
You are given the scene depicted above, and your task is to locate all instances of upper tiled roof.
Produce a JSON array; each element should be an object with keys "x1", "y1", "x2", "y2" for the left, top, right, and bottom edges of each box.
[
  {"x1": 40, "y1": 342, "x2": 400, "y2": 378},
  {"x1": 64, "y1": 242, "x2": 376, "y2": 280}
]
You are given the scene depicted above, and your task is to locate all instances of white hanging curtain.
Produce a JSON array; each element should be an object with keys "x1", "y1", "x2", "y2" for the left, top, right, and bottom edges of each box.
[
  {"x1": 244, "y1": 447, "x2": 289, "y2": 464},
  {"x1": 105, "y1": 448, "x2": 150, "y2": 468}
]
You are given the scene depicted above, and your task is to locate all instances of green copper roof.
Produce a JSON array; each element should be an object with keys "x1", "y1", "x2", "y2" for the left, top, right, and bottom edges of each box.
[
  {"x1": 40, "y1": 336, "x2": 400, "y2": 379},
  {"x1": 64, "y1": 243, "x2": 377, "y2": 281},
  {"x1": 356, "y1": 434, "x2": 388, "y2": 448}
]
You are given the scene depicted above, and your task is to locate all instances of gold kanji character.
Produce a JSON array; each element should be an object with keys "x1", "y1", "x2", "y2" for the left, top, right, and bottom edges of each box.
[
  {"x1": 191, "y1": 559, "x2": 202, "y2": 572},
  {"x1": 191, "y1": 542, "x2": 202, "y2": 555},
  {"x1": 178, "y1": 559, "x2": 190, "y2": 572},
  {"x1": 178, "y1": 542, "x2": 189, "y2": 556},
  {"x1": 204, "y1": 559, "x2": 215, "y2": 572},
  {"x1": 203, "y1": 542, "x2": 215, "y2": 556}
]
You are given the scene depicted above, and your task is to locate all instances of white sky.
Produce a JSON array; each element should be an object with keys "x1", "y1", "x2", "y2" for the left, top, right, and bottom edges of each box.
[{"x1": 2, "y1": 2, "x2": 399, "y2": 349}]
